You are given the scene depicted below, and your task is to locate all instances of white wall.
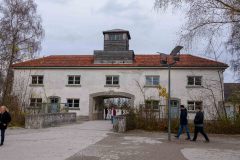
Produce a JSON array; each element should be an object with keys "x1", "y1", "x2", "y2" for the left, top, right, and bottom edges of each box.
[{"x1": 13, "y1": 68, "x2": 224, "y2": 120}]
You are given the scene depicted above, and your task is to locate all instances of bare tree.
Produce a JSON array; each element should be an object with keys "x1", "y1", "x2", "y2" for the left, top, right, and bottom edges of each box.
[
  {"x1": 154, "y1": 0, "x2": 240, "y2": 78},
  {"x1": 0, "y1": 0, "x2": 44, "y2": 103}
]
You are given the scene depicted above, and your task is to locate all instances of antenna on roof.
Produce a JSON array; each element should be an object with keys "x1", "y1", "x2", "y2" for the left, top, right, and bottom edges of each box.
[{"x1": 170, "y1": 46, "x2": 183, "y2": 56}]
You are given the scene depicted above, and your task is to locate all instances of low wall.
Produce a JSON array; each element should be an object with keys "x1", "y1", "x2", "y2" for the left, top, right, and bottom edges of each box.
[{"x1": 25, "y1": 113, "x2": 77, "y2": 129}]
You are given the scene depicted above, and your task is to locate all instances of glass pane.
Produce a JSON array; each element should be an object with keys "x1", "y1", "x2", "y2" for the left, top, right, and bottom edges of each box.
[
  {"x1": 106, "y1": 80, "x2": 112, "y2": 85},
  {"x1": 116, "y1": 34, "x2": 123, "y2": 40},
  {"x1": 145, "y1": 100, "x2": 151, "y2": 109},
  {"x1": 32, "y1": 76, "x2": 38, "y2": 84},
  {"x1": 38, "y1": 76, "x2": 43, "y2": 84},
  {"x1": 106, "y1": 76, "x2": 113, "y2": 85},
  {"x1": 69, "y1": 76, "x2": 74, "y2": 81},
  {"x1": 195, "y1": 77, "x2": 202, "y2": 86},
  {"x1": 106, "y1": 76, "x2": 112, "y2": 81},
  {"x1": 67, "y1": 99, "x2": 73, "y2": 107},
  {"x1": 153, "y1": 77, "x2": 159, "y2": 85},
  {"x1": 37, "y1": 99, "x2": 42, "y2": 103},
  {"x1": 195, "y1": 101, "x2": 202, "y2": 108},
  {"x1": 68, "y1": 76, "x2": 74, "y2": 84},
  {"x1": 188, "y1": 77, "x2": 194, "y2": 85},
  {"x1": 30, "y1": 99, "x2": 36, "y2": 106},
  {"x1": 75, "y1": 76, "x2": 80, "y2": 81},
  {"x1": 171, "y1": 100, "x2": 178, "y2": 107},
  {"x1": 113, "y1": 76, "x2": 119, "y2": 81},
  {"x1": 74, "y1": 76, "x2": 81, "y2": 84},
  {"x1": 113, "y1": 77, "x2": 119, "y2": 85},
  {"x1": 109, "y1": 35, "x2": 115, "y2": 40},
  {"x1": 75, "y1": 80, "x2": 80, "y2": 84},
  {"x1": 68, "y1": 80, "x2": 74, "y2": 84},
  {"x1": 146, "y1": 77, "x2": 153, "y2": 85},
  {"x1": 113, "y1": 81, "x2": 119, "y2": 85},
  {"x1": 188, "y1": 101, "x2": 195, "y2": 110},
  {"x1": 152, "y1": 101, "x2": 159, "y2": 109}
]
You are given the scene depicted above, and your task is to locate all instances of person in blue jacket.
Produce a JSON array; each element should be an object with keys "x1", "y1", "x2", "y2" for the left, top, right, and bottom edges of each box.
[{"x1": 175, "y1": 105, "x2": 191, "y2": 140}]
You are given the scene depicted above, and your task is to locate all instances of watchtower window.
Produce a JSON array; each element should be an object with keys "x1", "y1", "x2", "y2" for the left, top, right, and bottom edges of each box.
[{"x1": 109, "y1": 34, "x2": 123, "y2": 41}]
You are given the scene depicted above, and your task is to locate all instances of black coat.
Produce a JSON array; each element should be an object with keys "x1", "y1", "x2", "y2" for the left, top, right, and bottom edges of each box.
[
  {"x1": 194, "y1": 111, "x2": 204, "y2": 126},
  {"x1": 0, "y1": 111, "x2": 11, "y2": 130},
  {"x1": 180, "y1": 108, "x2": 188, "y2": 125}
]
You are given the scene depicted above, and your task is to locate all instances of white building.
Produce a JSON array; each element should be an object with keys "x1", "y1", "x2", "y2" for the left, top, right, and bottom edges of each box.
[{"x1": 12, "y1": 29, "x2": 228, "y2": 120}]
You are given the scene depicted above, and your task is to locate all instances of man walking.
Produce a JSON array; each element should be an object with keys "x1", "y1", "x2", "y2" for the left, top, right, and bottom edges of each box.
[
  {"x1": 191, "y1": 106, "x2": 209, "y2": 142},
  {"x1": 104, "y1": 107, "x2": 108, "y2": 120},
  {"x1": 0, "y1": 106, "x2": 12, "y2": 146},
  {"x1": 175, "y1": 105, "x2": 191, "y2": 140}
]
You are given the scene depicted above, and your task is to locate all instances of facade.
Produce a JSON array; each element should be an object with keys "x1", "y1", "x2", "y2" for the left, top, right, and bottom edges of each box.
[{"x1": 12, "y1": 29, "x2": 228, "y2": 120}]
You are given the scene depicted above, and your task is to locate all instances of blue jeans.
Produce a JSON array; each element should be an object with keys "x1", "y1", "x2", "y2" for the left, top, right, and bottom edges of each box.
[
  {"x1": 1, "y1": 129, "x2": 5, "y2": 145},
  {"x1": 177, "y1": 125, "x2": 190, "y2": 139}
]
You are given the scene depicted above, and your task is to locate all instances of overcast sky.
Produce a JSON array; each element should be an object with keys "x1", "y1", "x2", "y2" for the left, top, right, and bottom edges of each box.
[{"x1": 35, "y1": 0, "x2": 236, "y2": 82}]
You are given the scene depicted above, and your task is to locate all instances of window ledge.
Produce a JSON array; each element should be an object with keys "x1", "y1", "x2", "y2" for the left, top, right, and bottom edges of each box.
[
  {"x1": 186, "y1": 85, "x2": 203, "y2": 88},
  {"x1": 104, "y1": 85, "x2": 120, "y2": 88},
  {"x1": 29, "y1": 84, "x2": 44, "y2": 87},
  {"x1": 66, "y1": 84, "x2": 81, "y2": 87},
  {"x1": 68, "y1": 108, "x2": 80, "y2": 110},
  {"x1": 144, "y1": 85, "x2": 159, "y2": 88},
  {"x1": 188, "y1": 110, "x2": 197, "y2": 113}
]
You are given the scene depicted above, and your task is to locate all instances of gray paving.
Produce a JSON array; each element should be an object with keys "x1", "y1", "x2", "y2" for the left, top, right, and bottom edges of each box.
[
  {"x1": 67, "y1": 130, "x2": 240, "y2": 160},
  {"x1": 1, "y1": 121, "x2": 240, "y2": 160},
  {"x1": 0, "y1": 121, "x2": 112, "y2": 160}
]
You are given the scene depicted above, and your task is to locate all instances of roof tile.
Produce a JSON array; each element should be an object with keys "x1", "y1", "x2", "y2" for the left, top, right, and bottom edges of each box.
[{"x1": 12, "y1": 54, "x2": 228, "y2": 68}]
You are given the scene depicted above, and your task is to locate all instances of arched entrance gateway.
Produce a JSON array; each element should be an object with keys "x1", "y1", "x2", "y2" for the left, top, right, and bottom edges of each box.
[{"x1": 89, "y1": 91, "x2": 135, "y2": 120}]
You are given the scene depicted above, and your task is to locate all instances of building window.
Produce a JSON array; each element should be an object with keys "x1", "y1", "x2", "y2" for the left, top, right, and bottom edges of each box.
[
  {"x1": 106, "y1": 76, "x2": 119, "y2": 85},
  {"x1": 187, "y1": 76, "x2": 202, "y2": 86},
  {"x1": 146, "y1": 76, "x2": 160, "y2": 86},
  {"x1": 145, "y1": 100, "x2": 159, "y2": 110},
  {"x1": 67, "y1": 99, "x2": 80, "y2": 108},
  {"x1": 31, "y1": 75, "x2": 44, "y2": 85},
  {"x1": 109, "y1": 34, "x2": 123, "y2": 41},
  {"x1": 68, "y1": 75, "x2": 81, "y2": 85},
  {"x1": 30, "y1": 98, "x2": 42, "y2": 107},
  {"x1": 187, "y1": 101, "x2": 203, "y2": 111}
]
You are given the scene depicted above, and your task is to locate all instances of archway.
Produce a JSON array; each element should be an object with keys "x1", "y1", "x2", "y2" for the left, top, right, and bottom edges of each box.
[{"x1": 89, "y1": 91, "x2": 135, "y2": 120}]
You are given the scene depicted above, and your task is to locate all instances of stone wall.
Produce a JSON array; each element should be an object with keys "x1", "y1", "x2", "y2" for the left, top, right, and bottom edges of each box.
[{"x1": 25, "y1": 113, "x2": 77, "y2": 129}]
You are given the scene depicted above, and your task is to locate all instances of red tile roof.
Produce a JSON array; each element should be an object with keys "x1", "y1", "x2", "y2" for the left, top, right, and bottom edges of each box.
[{"x1": 12, "y1": 54, "x2": 228, "y2": 69}]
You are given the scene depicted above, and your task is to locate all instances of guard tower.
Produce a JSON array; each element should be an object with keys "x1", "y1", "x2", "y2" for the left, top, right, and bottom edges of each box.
[{"x1": 94, "y1": 29, "x2": 135, "y2": 64}]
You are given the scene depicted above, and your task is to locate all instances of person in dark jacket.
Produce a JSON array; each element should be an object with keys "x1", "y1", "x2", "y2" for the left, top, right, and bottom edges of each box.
[
  {"x1": 191, "y1": 106, "x2": 209, "y2": 142},
  {"x1": 104, "y1": 108, "x2": 108, "y2": 120},
  {"x1": 175, "y1": 105, "x2": 191, "y2": 140},
  {"x1": 0, "y1": 106, "x2": 12, "y2": 146}
]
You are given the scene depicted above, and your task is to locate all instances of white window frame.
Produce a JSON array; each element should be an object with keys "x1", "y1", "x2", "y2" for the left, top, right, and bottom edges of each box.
[
  {"x1": 30, "y1": 98, "x2": 42, "y2": 107},
  {"x1": 187, "y1": 101, "x2": 203, "y2": 111},
  {"x1": 67, "y1": 99, "x2": 80, "y2": 108},
  {"x1": 105, "y1": 75, "x2": 119, "y2": 86},
  {"x1": 31, "y1": 75, "x2": 44, "y2": 85},
  {"x1": 68, "y1": 75, "x2": 81, "y2": 85},
  {"x1": 145, "y1": 76, "x2": 160, "y2": 86},
  {"x1": 187, "y1": 76, "x2": 202, "y2": 86}
]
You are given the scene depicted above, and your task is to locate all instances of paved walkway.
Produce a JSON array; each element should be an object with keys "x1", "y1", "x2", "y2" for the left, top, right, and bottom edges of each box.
[
  {"x1": 0, "y1": 121, "x2": 112, "y2": 160},
  {"x1": 1, "y1": 122, "x2": 240, "y2": 160},
  {"x1": 67, "y1": 130, "x2": 240, "y2": 160}
]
